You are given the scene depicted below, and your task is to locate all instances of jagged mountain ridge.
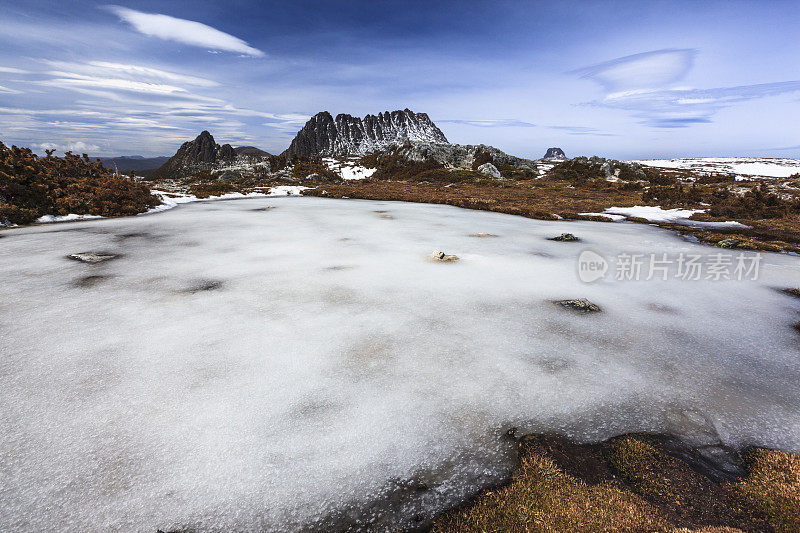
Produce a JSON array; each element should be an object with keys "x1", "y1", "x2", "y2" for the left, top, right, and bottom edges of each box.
[
  {"x1": 283, "y1": 109, "x2": 448, "y2": 158},
  {"x1": 150, "y1": 131, "x2": 272, "y2": 179}
]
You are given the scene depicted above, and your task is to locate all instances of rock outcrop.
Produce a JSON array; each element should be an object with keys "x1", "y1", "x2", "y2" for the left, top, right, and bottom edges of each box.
[
  {"x1": 382, "y1": 141, "x2": 537, "y2": 172},
  {"x1": 542, "y1": 147, "x2": 567, "y2": 161},
  {"x1": 283, "y1": 109, "x2": 448, "y2": 158}
]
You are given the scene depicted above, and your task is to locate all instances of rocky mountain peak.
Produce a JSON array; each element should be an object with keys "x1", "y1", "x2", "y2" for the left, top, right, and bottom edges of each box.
[
  {"x1": 542, "y1": 147, "x2": 567, "y2": 161},
  {"x1": 284, "y1": 109, "x2": 448, "y2": 158},
  {"x1": 150, "y1": 131, "x2": 267, "y2": 179}
]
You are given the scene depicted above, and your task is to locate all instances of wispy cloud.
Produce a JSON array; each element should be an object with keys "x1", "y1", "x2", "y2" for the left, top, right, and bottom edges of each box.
[
  {"x1": 438, "y1": 119, "x2": 536, "y2": 127},
  {"x1": 104, "y1": 6, "x2": 265, "y2": 57},
  {"x1": 0, "y1": 84, "x2": 22, "y2": 94},
  {"x1": 41, "y1": 74, "x2": 190, "y2": 95},
  {"x1": 577, "y1": 49, "x2": 800, "y2": 128},
  {"x1": 0, "y1": 66, "x2": 31, "y2": 74},
  {"x1": 42, "y1": 60, "x2": 219, "y2": 87},
  {"x1": 36, "y1": 141, "x2": 100, "y2": 153},
  {"x1": 546, "y1": 125, "x2": 617, "y2": 136}
]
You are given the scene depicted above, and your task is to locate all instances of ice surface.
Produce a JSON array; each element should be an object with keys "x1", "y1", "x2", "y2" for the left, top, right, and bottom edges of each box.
[
  {"x1": 1, "y1": 197, "x2": 800, "y2": 531},
  {"x1": 633, "y1": 157, "x2": 800, "y2": 179}
]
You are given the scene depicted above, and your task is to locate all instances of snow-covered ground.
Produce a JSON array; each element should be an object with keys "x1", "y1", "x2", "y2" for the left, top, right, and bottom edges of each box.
[
  {"x1": 581, "y1": 205, "x2": 749, "y2": 229},
  {"x1": 632, "y1": 157, "x2": 800, "y2": 180},
  {"x1": 323, "y1": 157, "x2": 377, "y2": 180},
  {"x1": 36, "y1": 213, "x2": 105, "y2": 223},
  {"x1": 2, "y1": 198, "x2": 799, "y2": 531},
  {"x1": 31, "y1": 186, "x2": 310, "y2": 223}
]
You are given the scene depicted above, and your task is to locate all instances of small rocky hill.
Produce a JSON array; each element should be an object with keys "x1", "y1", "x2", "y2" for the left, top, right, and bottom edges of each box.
[
  {"x1": 542, "y1": 147, "x2": 567, "y2": 161},
  {"x1": 149, "y1": 132, "x2": 271, "y2": 179}
]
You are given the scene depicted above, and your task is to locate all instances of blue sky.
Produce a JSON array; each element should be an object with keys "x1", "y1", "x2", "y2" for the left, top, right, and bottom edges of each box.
[{"x1": 0, "y1": 0, "x2": 798, "y2": 159}]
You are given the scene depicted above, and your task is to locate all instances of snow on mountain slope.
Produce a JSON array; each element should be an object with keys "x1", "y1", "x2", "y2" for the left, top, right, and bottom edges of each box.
[
  {"x1": 322, "y1": 157, "x2": 377, "y2": 180},
  {"x1": 632, "y1": 157, "x2": 800, "y2": 179}
]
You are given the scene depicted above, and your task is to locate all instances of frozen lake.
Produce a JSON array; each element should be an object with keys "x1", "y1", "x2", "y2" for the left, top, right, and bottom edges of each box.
[{"x1": 1, "y1": 197, "x2": 800, "y2": 531}]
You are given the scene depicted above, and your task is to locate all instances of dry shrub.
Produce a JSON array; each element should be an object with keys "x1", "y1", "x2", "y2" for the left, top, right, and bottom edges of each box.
[
  {"x1": 642, "y1": 184, "x2": 703, "y2": 206},
  {"x1": 362, "y1": 150, "x2": 444, "y2": 181},
  {"x1": 290, "y1": 157, "x2": 339, "y2": 180},
  {"x1": 0, "y1": 141, "x2": 158, "y2": 225},
  {"x1": 470, "y1": 150, "x2": 493, "y2": 170},
  {"x1": 696, "y1": 173, "x2": 737, "y2": 184},
  {"x1": 709, "y1": 184, "x2": 800, "y2": 219},
  {"x1": 409, "y1": 168, "x2": 487, "y2": 183},
  {"x1": 188, "y1": 181, "x2": 236, "y2": 198}
]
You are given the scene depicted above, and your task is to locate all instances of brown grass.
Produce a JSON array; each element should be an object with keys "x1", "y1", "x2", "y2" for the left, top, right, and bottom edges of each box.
[
  {"x1": 301, "y1": 177, "x2": 642, "y2": 220},
  {"x1": 432, "y1": 442, "x2": 673, "y2": 532},
  {"x1": 432, "y1": 434, "x2": 797, "y2": 533},
  {"x1": 733, "y1": 448, "x2": 800, "y2": 532},
  {"x1": 299, "y1": 177, "x2": 800, "y2": 253}
]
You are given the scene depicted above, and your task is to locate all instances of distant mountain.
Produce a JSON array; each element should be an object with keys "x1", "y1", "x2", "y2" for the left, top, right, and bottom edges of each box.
[
  {"x1": 234, "y1": 146, "x2": 271, "y2": 158},
  {"x1": 542, "y1": 147, "x2": 567, "y2": 161},
  {"x1": 148, "y1": 131, "x2": 271, "y2": 179},
  {"x1": 283, "y1": 109, "x2": 448, "y2": 158},
  {"x1": 98, "y1": 155, "x2": 170, "y2": 173}
]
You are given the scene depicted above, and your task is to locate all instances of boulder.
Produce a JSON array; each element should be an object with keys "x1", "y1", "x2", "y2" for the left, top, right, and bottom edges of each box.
[{"x1": 477, "y1": 162, "x2": 502, "y2": 178}]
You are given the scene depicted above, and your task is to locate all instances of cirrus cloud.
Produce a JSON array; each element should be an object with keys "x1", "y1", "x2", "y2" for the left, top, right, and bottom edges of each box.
[
  {"x1": 577, "y1": 49, "x2": 800, "y2": 128},
  {"x1": 104, "y1": 5, "x2": 265, "y2": 57}
]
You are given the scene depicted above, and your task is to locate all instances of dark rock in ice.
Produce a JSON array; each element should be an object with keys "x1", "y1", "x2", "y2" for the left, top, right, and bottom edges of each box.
[
  {"x1": 553, "y1": 298, "x2": 601, "y2": 313},
  {"x1": 550, "y1": 233, "x2": 580, "y2": 242},
  {"x1": 67, "y1": 252, "x2": 119, "y2": 264}
]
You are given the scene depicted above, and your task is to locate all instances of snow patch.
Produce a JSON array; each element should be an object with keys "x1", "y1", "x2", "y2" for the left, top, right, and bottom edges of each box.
[
  {"x1": 148, "y1": 186, "x2": 309, "y2": 214},
  {"x1": 323, "y1": 157, "x2": 377, "y2": 180},
  {"x1": 632, "y1": 157, "x2": 800, "y2": 180},
  {"x1": 36, "y1": 213, "x2": 104, "y2": 224},
  {"x1": 584, "y1": 205, "x2": 749, "y2": 229}
]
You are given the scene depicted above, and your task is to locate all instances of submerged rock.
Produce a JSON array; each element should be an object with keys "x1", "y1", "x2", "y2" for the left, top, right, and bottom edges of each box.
[
  {"x1": 430, "y1": 251, "x2": 459, "y2": 262},
  {"x1": 553, "y1": 298, "x2": 601, "y2": 313},
  {"x1": 550, "y1": 233, "x2": 580, "y2": 242},
  {"x1": 67, "y1": 252, "x2": 118, "y2": 264},
  {"x1": 477, "y1": 162, "x2": 502, "y2": 178}
]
